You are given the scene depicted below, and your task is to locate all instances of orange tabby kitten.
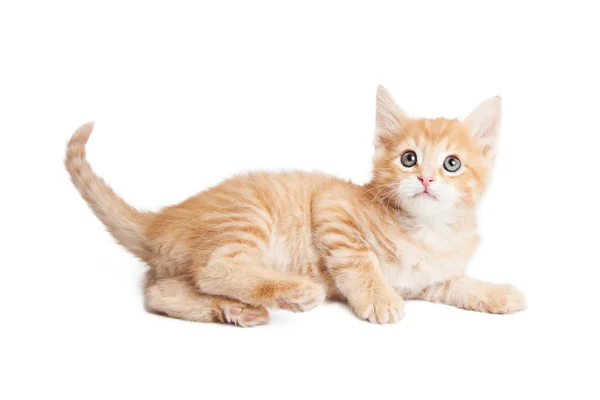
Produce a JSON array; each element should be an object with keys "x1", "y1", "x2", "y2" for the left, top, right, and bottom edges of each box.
[{"x1": 65, "y1": 86, "x2": 525, "y2": 327}]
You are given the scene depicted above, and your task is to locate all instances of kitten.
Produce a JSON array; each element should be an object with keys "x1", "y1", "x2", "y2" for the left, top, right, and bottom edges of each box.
[{"x1": 65, "y1": 86, "x2": 525, "y2": 327}]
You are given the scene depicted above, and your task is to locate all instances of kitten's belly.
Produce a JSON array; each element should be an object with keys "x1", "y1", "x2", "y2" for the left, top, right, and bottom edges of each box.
[
  {"x1": 261, "y1": 228, "x2": 340, "y2": 297},
  {"x1": 262, "y1": 233, "x2": 304, "y2": 272},
  {"x1": 261, "y1": 228, "x2": 318, "y2": 273}
]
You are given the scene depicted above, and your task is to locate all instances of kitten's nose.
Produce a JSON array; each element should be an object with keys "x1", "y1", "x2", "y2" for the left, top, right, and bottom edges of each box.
[{"x1": 418, "y1": 176, "x2": 435, "y2": 189}]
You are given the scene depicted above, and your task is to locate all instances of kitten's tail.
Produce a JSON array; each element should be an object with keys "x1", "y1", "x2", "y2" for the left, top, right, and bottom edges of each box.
[{"x1": 65, "y1": 122, "x2": 153, "y2": 262}]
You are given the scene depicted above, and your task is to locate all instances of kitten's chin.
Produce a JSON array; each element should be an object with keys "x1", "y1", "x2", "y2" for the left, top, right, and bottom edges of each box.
[
  {"x1": 402, "y1": 196, "x2": 455, "y2": 218},
  {"x1": 413, "y1": 192, "x2": 437, "y2": 201}
]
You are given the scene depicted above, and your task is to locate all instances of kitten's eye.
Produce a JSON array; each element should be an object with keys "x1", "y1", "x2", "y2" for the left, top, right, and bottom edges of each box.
[
  {"x1": 443, "y1": 156, "x2": 461, "y2": 172},
  {"x1": 400, "y1": 151, "x2": 418, "y2": 168}
]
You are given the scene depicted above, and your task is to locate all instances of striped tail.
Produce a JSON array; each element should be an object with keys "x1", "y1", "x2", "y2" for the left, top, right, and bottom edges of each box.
[{"x1": 65, "y1": 122, "x2": 153, "y2": 262}]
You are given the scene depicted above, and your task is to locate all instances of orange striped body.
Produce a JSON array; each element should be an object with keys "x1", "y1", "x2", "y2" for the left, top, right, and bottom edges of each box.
[{"x1": 65, "y1": 86, "x2": 526, "y2": 327}]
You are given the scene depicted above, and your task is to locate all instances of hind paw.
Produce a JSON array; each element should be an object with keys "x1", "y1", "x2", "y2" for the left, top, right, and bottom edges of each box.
[
  {"x1": 275, "y1": 281, "x2": 326, "y2": 312},
  {"x1": 221, "y1": 303, "x2": 269, "y2": 327}
]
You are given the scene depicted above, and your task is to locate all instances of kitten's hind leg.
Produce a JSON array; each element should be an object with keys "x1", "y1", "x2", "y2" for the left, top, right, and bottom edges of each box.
[
  {"x1": 195, "y1": 249, "x2": 325, "y2": 312},
  {"x1": 145, "y1": 277, "x2": 269, "y2": 327}
]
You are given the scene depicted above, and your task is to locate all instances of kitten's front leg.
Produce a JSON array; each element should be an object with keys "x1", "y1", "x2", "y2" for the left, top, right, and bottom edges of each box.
[
  {"x1": 327, "y1": 250, "x2": 404, "y2": 323},
  {"x1": 417, "y1": 276, "x2": 526, "y2": 314},
  {"x1": 314, "y1": 200, "x2": 403, "y2": 323}
]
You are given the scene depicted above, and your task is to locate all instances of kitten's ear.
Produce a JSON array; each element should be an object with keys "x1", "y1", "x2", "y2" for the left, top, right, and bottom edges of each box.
[
  {"x1": 374, "y1": 85, "x2": 408, "y2": 148},
  {"x1": 464, "y1": 96, "x2": 501, "y2": 157}
]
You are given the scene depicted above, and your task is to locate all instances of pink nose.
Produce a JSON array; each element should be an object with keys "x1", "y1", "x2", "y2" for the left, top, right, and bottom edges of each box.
[{"x1": 418, "y1": 176, "x2": 435, "y2": 189}]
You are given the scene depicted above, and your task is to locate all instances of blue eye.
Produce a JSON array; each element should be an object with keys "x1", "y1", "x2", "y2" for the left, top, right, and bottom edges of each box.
[
  {"x1": 400, "y1": 151, "x2": 417, "y2": 167},
  {"x1": 443, "y1": 156, "x2": 461, "y2": 172}
]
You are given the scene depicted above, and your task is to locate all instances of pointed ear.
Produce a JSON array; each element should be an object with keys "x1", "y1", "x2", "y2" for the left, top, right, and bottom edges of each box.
[
  {"x1": 464, "y1": 96, "x2": 501, "y2": 157},
  {"x1": 374, "y1": 85, "x2": 408, "y2": 148}
]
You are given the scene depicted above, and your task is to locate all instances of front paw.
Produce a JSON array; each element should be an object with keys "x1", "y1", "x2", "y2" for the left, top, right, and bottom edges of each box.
[
  {"x1": 351, "y1": 291, "x2": 405, "y2": 324},
  {"x1": 481, "y1": 284, "x2": 526, "y2": 314}
]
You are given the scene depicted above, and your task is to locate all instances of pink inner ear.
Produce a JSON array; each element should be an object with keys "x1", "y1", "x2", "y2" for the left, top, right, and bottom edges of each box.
[{"x1": 477, "y1": 114, "x2": 498, "y2": 139}]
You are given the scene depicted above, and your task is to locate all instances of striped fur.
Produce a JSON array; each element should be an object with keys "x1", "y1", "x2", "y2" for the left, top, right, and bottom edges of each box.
[
  {"x1": 65, "y1": 86, "x2": 525, "y2": 327},
  {"x1": 65, "y1": 123, "x2": 152, "y2": 262}
]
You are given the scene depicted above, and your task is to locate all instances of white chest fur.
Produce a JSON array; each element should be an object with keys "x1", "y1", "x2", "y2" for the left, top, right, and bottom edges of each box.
[{"x1": 377, "y1": 220, "x2": 477, "y2": 295}]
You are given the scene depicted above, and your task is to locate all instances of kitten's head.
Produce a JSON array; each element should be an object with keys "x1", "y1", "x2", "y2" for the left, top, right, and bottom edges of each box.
[{"x1": 369, "y1": 86, "x2": 500, "y2": 217}]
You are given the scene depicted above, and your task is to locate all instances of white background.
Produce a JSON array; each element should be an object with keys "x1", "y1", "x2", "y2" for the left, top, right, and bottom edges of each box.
[{"x1": 1, "y1": 1, "x2": 599, "y2": 399}]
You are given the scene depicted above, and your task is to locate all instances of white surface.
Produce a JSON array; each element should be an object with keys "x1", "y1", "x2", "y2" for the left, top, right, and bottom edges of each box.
[{"x1": 1, "y1": 1, "x2": 598, "y2": 399}]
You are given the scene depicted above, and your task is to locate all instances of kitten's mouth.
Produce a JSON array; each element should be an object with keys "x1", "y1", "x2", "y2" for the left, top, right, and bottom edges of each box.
[{"x1": 414, "y1": 192, "x2": 437, "y2": 200}]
